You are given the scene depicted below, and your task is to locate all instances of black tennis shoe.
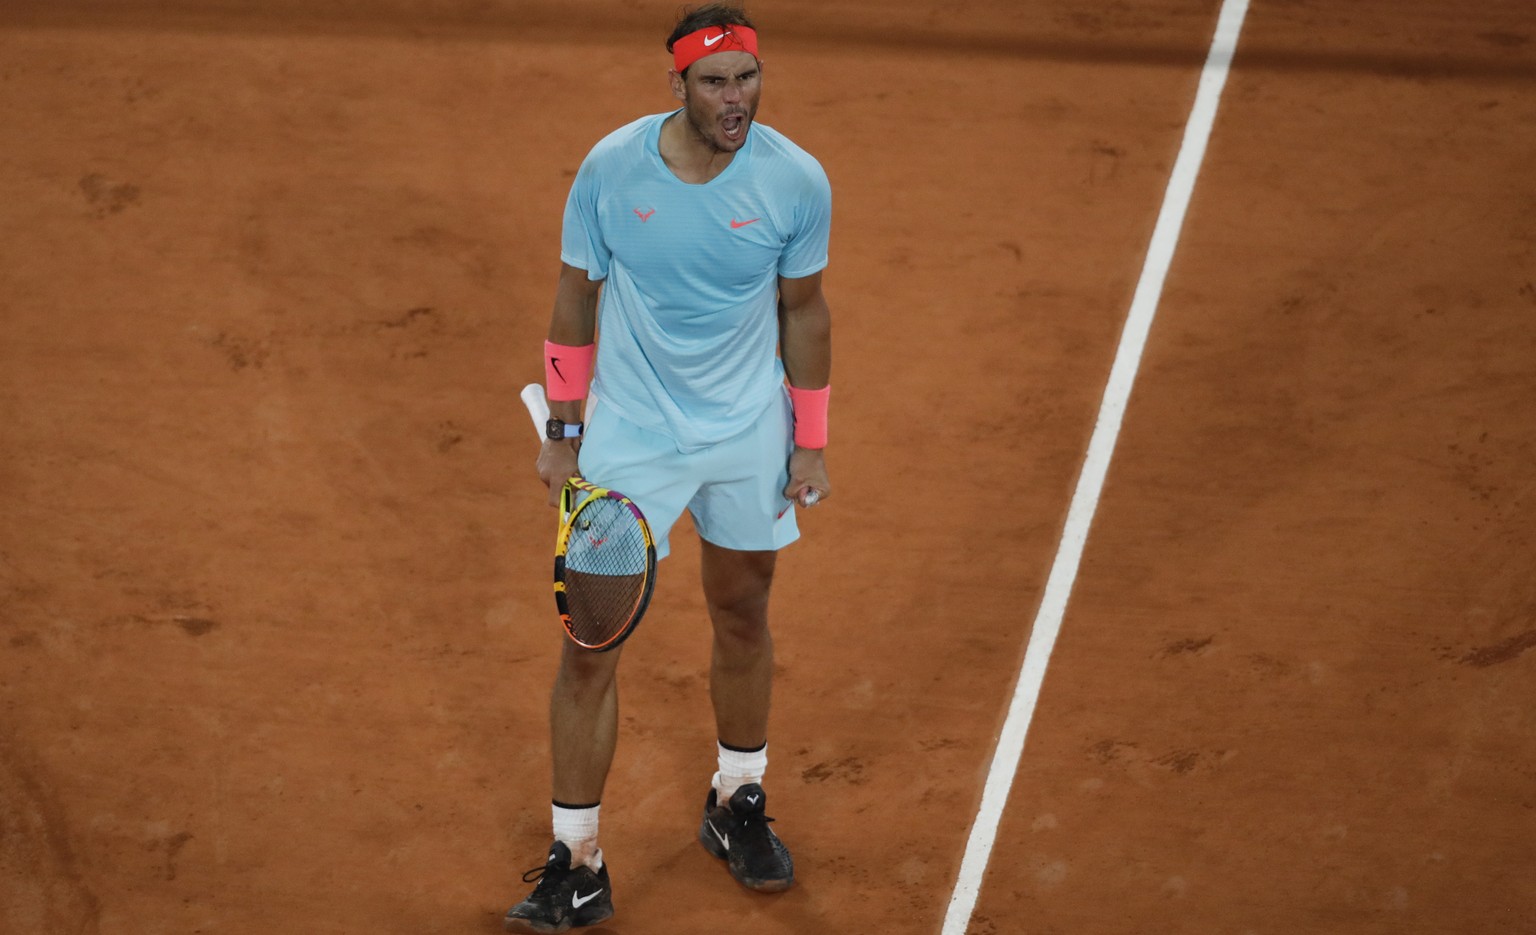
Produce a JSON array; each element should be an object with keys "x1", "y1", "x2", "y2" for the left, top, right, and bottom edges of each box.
[
  {"x1": 503, "y1": 841, "x2": 613, "y2": 933},
  {"x1": 698, "y1": 782, "x2": 795, "y2": 892}
]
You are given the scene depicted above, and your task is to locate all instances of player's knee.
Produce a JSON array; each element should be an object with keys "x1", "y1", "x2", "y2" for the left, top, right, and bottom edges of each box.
[
  {"x1": 707, "y1": 582, "x2": 771, "y2": 625},
  {"x1": 556, "y1": 642, "x2": 621, "y2": 689},
  {"x1": 710, "y1": 603, "x2": 772, "y2": 652}
]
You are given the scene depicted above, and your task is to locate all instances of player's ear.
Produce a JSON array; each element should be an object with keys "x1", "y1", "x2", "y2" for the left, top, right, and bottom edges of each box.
[{"x1": 668, "y1": 68, "x2": 686, "y2": 102}]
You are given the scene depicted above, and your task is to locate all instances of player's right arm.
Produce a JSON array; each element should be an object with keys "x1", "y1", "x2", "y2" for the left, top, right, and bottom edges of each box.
[{"x1": 537, "y1": 262, "x2": 601, "y2": 506}]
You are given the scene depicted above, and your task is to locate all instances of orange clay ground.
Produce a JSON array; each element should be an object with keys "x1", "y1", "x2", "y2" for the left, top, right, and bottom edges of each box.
[{"x1": 2, "y1": 2, "x2": 1533, "y2": 933}]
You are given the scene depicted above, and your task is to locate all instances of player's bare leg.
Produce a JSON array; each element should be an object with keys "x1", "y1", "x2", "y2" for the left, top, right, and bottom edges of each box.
[
  {"x1": 549, "y1": 640, "x2": 624, "y2": 867},
  {"x1": 696, "y1": 540, "x2": 794, "y2": 891},
  {"x1": 700, "y1": 541, "x2": 777, "y2": 745}
]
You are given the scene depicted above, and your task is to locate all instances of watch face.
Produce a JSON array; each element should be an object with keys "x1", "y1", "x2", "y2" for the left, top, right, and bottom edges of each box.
[{"x1": 545, "y1": 418, "x2": 563, "y2": 440}]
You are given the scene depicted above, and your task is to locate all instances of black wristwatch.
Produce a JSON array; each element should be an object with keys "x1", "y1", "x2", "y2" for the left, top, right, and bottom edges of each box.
[{"x1": 545, "y1": 417, "x2": 583, "y2": 440}]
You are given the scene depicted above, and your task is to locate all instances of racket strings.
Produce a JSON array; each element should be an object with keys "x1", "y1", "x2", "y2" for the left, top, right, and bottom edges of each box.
[{"x1": 561, "y1": 497, "x2": 651, "y2": 646}]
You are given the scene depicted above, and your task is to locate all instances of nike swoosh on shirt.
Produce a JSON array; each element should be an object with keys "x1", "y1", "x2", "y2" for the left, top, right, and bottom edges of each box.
[{"x1": 730, "y1": 218, "x2": 761, "y2": 229}]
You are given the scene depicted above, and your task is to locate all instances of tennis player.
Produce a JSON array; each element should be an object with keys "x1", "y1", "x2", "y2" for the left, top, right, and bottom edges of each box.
[{"x1": 503, "y1": 4, "x2": 833, "y2": 932}]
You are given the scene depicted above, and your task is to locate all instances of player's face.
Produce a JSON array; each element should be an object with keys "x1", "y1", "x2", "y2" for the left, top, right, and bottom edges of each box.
[{"x1": 672, "y1": 51, "x2": 762, "y2": 153}]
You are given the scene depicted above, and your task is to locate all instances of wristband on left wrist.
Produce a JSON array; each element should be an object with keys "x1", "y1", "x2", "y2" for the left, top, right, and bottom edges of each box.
[{"x1": 787, "y1": 383, "x2": 830, "y2": 449}]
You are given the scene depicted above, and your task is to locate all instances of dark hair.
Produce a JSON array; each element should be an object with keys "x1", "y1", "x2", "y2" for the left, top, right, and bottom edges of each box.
[{"x1": 666, "y1": 3, "x2": 755, "y2": 55}]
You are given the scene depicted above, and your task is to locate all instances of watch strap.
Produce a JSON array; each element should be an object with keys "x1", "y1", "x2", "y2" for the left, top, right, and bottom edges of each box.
[{"x1": 546, "y1": 418, "x2": 583, "y2": 440}]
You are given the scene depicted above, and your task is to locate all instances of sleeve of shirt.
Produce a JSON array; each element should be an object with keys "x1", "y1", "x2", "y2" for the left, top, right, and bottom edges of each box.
[
  {"x1": 560, "y1": 152, "x2": 610, "y2": 281},
  {"x1": 778, "y1": 159, "x2": 832, "y2": 280}
]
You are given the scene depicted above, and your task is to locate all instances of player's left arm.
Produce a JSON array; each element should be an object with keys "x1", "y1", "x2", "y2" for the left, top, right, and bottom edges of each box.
[{"x1": 779, "y1": 271, "x2": 832, "y2": 505}]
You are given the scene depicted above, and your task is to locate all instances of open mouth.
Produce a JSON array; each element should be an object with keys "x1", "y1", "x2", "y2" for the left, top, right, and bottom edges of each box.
[{"x1": 721, "y1": 113, "x2": 746, "y2": 141}]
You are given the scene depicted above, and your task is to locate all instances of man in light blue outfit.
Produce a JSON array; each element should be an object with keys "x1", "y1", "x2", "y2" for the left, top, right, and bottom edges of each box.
[{"x1": 507, "y1": 4, "x2": 835, "y2": 931}]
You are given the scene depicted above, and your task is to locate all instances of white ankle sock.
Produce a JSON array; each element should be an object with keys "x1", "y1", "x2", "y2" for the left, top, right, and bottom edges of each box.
[
  {"x1": 552, "y1": 802, "x2": 602, "y2": 870},
  {"x1": 714, "y1": 741, "x2": 768, "y2": 801}
]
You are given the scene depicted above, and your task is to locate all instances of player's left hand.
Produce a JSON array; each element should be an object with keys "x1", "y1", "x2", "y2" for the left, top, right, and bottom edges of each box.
[{"x1": 785, "y1": 446, "x2": 830, "y2": 507}]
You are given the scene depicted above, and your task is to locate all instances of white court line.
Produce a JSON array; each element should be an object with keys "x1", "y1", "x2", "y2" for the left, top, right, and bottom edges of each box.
[{"x1": 940, "y1": 1, "x2": 1251, "y2": 932}]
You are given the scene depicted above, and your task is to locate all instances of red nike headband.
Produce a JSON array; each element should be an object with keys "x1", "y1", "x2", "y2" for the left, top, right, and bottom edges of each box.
[{"x1": 672, "y1": 24, "x2": 759, "y2": 72}]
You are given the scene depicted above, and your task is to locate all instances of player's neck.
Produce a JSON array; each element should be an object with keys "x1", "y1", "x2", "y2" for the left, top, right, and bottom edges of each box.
[{"x1": 659, "y1": 111, "x2": 739, "y2": 184}]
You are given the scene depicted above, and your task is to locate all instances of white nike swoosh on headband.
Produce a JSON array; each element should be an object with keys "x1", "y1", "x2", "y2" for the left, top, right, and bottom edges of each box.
[{"x1": 703, "y1": 32, "x2": 725, "y2": 46}]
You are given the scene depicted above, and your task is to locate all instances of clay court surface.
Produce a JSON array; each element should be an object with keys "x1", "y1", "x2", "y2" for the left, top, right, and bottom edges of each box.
[{"x1": 3, "y1": 1, "x2": 1534, "y2": 932}]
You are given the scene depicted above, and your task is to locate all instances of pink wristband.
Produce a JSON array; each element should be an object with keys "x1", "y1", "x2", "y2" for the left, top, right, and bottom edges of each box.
[
  {"x1": 544, "y1": 340, "x2": 594, "y2": 401},
  {"x1": 787, "y1": 384, "x2": 830, "y2": 449}
]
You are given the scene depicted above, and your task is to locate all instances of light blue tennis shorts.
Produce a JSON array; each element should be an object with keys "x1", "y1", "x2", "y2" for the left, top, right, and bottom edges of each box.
[{"x1": 577, "y1": 391, "x2": 800, "y2": 560}]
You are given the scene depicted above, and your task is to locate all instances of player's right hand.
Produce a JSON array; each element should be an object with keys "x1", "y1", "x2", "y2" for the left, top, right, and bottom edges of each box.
[{"x1": 536, "y1": 440, "x2": 580, "y2": 507}]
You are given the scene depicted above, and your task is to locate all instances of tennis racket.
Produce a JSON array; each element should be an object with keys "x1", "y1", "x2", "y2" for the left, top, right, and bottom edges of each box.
[{"x1": 522, "y1": 383, "x2": 657, "y2": 652}]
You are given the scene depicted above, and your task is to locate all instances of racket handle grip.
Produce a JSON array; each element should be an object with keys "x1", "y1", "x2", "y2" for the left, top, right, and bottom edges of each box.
[{"x1": 521, "y1": 383, "x2": 550, "y2": 439}]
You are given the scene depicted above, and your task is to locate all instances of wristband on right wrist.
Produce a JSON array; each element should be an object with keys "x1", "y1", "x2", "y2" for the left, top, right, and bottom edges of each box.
[
  {"x1": 787, "y1": 383, "x2": 830, "y2": 449},
  {"x1": 544, "y1": 340, "x2": 594, "y2": 401}
]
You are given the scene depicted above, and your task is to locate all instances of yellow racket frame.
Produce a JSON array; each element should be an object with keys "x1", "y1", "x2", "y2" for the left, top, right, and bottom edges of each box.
[{"x1": 553, "y1": 476, "x2": 657, "y2": 651}]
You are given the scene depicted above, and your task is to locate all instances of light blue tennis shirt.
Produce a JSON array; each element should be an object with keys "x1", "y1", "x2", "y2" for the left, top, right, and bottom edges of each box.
[{"x1": 561, "y1": 110, "x2": 832, "y2": 453}]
